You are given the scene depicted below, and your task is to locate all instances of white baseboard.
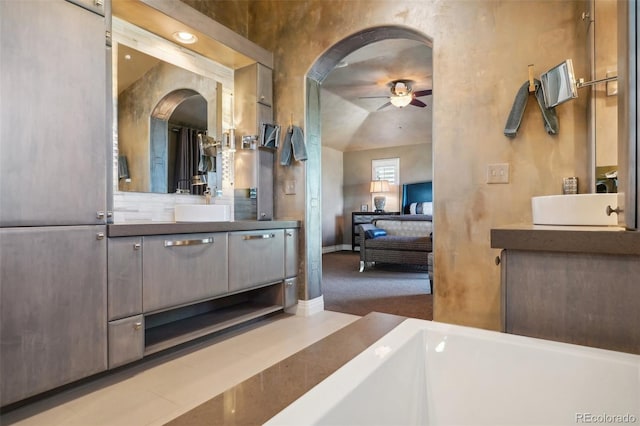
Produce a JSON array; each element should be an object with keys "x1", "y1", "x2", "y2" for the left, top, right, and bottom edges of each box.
[
  {"x1": 286, "y1": 295, "x2": 324, "y2": 316},
  {"x1": 322, "y1": 244, "x2": 352, "y2": 254}
]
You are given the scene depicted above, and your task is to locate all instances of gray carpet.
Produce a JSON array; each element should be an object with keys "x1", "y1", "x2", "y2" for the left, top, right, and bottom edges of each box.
[{"x1": 322, "y1": 251, "x2": 433, "y2": 320}]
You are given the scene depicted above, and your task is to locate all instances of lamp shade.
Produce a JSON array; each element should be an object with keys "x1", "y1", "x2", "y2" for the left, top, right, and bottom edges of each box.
[{"x1": 370, "y1": 180, "x2": 390, "y2": 193}]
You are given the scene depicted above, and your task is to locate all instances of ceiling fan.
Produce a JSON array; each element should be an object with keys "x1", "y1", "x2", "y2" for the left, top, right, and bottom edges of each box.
[{"x1": 360, "y1": 80, "x2": 432, "y2": 111}]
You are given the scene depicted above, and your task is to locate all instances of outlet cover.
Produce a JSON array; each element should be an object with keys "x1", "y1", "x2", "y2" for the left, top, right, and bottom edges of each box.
[{"x1": 487, "y1": 163, "x2": 510, "y2": 184}]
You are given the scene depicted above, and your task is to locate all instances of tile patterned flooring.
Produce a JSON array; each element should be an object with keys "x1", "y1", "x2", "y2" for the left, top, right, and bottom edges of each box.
[{"x1": 1, "y1": 311, "x2": 360, "y2": 426}]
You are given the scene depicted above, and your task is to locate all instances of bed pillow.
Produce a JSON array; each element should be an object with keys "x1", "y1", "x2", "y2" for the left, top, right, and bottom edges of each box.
[
  {"x1": 360, "y1": 224, "x2": 387, "y2": 238},
  {"x1": 365, "y1": 228, "x2": 387, "y2": 238},
  {"x1": 409, "y1": 202, "x2": 433, "y2": 215}
]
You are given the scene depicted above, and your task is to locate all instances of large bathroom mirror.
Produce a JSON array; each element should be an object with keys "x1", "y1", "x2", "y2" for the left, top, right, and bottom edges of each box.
[
  {"x1": 113, "y1": 17, "x2": 234, "y2": 194},
  {"x1": 540, "y1": 0, "x2": 618, "y2": 194}
]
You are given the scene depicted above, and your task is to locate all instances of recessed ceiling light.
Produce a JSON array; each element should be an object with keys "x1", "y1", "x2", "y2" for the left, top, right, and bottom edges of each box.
[{"x1": 172, "y1": 31, "x2": 198, "y2": 44}]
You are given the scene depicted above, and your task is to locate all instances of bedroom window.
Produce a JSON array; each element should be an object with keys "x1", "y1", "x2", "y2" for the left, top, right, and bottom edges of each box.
[{"x1": 372, "y1": 158, "x2": 399, "y2": 184}]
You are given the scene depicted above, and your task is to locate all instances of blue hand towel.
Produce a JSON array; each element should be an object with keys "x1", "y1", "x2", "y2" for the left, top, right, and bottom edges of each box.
[
  {"x1": 279, "y1": 125, "x2": 307, "y2": 165},
  {"x1": 280, "y1": 126, "x2": 293, "y2": 166},
  {"x1": 291, "y1": 125, "x2": 307, "y2": 161},
  {"x1": 504, "y1": 78, "x2": 558, "y2": 138}
]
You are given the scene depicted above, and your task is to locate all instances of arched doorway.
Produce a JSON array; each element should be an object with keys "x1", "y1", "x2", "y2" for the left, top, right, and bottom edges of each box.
[{"x1": 303, "y1": 26, "x2": 433, "y2": 305}]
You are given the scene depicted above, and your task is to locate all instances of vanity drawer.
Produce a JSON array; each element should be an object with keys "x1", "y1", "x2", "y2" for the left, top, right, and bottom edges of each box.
[
  {"x1": 142, "y1": 233, "x2": 228, "y2": 313},
  {"x1": 228, "y1": 230, "x2": 285, "y2": 292},
  {"x1": 108, "y1": 315, "x2": 144, "y2": 369},
  {"x1": 284, "y1": 277, "x2": 298, "y2": 308}
]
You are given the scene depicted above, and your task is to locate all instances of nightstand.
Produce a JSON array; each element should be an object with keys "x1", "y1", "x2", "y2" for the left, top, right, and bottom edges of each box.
[{"x1": 351, "y1": 211, "x2": 399, "y2": 251}]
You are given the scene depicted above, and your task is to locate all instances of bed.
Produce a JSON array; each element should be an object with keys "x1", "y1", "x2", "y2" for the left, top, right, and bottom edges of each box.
[{"x1": 358, "y1": 181, "x2": 434, "y2": 287}]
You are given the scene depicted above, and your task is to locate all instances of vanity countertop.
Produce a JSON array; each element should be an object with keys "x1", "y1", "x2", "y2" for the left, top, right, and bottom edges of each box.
[
  {"x1": 491, "y1": 224, "x2": 640, "y2": 255},
  {"x1": 107, "y1": 220, "x2": 300, "y2": 237}
]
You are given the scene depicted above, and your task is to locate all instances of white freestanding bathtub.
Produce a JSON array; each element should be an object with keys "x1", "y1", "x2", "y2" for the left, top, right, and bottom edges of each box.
[{"x1": 265, "y1": 319, "x2": 640, "y2": 426}]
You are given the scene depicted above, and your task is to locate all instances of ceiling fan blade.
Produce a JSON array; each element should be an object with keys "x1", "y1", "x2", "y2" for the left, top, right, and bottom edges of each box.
[
  {"x1": 413, "y1": 89, "x2": 433, "y2": 97},
  {"x1": 376, "y1": 101, "x2": 392, "y2": 111},
  {"x1": 410, "y1": 98, "x2": 427, "y2": 108}
]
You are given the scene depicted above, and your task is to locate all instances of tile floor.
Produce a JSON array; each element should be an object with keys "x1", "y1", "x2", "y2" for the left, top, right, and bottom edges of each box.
[{"x1": 1, "y1": 311, "x2": 360, "y2": 426}]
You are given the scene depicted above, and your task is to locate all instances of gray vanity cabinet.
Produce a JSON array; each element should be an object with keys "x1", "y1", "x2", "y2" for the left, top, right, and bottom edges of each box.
[
  {"x1": 142, "y1": 233, "x2": 229, "y2": 313},
  {"x1": 228, "y1": 230, "x2": 285, "y2": 292},
  {"x1": 0, "y1": 226, "x2": 108, "y2": 406},
  {"x1": 500, "y1": 249, "x2": 640, "y2": 354},
  {"x1": 108, "y1": 237, "x2": 142, "y2": 320},
  {"x1": 0, "y1": 0, "x2": 108, "y2": 227}
]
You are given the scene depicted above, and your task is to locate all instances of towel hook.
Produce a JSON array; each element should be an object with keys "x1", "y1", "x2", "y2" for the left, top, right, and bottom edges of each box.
[{"x1": 528, "y1": 64, "x2": 535, "y2": 93}]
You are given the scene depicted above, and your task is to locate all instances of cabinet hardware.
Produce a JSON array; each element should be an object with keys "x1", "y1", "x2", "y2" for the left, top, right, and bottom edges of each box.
[
  {"x1": 95, "y1": 0, "x2": 104, "y2": 6},
  {"x1": 286, "y1": 232, "x2": 293, "y2": 237},
  {"x1": 606, "y1": 205, "x2": 623, "y2": 216},
  {"x1": 107, "y1": 211, "x2": 113, "y2": 218},
  {"x1": 285, "y1": 281, "x2": 294, "y2": 287},
  {"x1": 96, "y1": 232, "x2": 105, "y2": 240},
  {"x1": 96, "y1": 211, "x2": 105, "y2": 219},
  {"x1": 495, "y1": 256, "x2": 501, "y2": 266},
  {"x1": 242, "y1": 233, "x2": 275, "y2": 240},
  {"x1": 133, "y1": 243, "x2": 141, "y2": 250},
  {"x1": 164, "y1": 237, "x2": 214, "y2": 247},
  {"x1": 134, "y1": 322, "x2": 142, "y2": 330}
]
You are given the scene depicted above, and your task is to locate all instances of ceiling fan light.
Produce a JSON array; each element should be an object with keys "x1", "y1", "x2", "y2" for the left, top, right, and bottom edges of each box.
[{"x1": 390, "y1": 95, "x2": 412, "y2": 108}]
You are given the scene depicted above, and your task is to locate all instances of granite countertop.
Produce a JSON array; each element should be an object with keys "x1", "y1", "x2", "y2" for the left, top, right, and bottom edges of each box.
[
  {"x1": 491, "y1": 224, "x2": 640, "y2": 255},
  {"x1": 107, "y1": 220, "x2": 301, "y2": 237}
]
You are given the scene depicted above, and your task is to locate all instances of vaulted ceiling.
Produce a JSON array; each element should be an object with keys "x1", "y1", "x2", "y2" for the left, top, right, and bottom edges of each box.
[{"x1": 320, "y1": 38, "x2": 433, "y2": 152}]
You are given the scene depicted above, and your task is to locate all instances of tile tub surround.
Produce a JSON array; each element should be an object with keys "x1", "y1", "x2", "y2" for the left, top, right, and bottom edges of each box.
[{"x1": 166, "y1": 312, "x2": 406, "y2": 426}]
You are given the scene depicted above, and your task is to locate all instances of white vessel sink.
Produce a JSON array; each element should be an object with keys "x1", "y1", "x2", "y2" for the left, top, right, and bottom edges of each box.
[
  {"x1": 531, "y1": 194, "x2": 619, "y2": 226},
  {"x1": 174, "y1": 204, "x2": 231, "y2": 222}
]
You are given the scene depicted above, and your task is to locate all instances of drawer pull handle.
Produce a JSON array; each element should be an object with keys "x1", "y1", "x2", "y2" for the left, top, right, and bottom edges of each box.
[
  {"x1": 243, "y1": 233, "x2": 275, "y2": 240},
  {"x1": 133, "y1": 243, "x2": 141, "y2": 250},
  {"x1": 286, "y1": 232, "x2": 293, "y2": 237},
  {"x1": 134, "y1": 322, "x2": 142, "y2": 330},
  {"x1": 164, "y1": 237, "x2": 214, "y2": 247}
]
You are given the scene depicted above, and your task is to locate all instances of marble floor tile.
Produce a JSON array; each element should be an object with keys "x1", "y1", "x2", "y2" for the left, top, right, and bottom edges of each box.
[{"x1": 1, "y1": 311, "x2": 359, "y2": 426}]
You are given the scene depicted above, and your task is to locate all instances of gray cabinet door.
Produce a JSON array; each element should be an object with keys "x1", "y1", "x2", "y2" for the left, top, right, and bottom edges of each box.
[
  {"x1": 257, "y1": 148, "x2": 274, "y2": 220},
  {"x1": 257, "y1": 64, "x2": 273, "y2": 106},
  {"x1": 143, "y1": 233, "x2": 229, "y2": 313},
  {"x1": 108, "y1": 237, "x2": 142, "y2": 320},
  {"x1": 285, "y1": 228, "x2": 299, "y2": 278},
  {"x1": 0, "y1": 0, "x2": 107, "y2": 226},
  {"x1": 0, "y1": 226, "x2": 108, "y2": 406},
  {"x1": 108, "y1": 315, "x2": 144, "y2": 369},
  {"x1": 229, "y1": 230, "x2": 285, "y2": 292},
  {"x1": 284, "y1": 278, "x2": 298, "y2": 308}
]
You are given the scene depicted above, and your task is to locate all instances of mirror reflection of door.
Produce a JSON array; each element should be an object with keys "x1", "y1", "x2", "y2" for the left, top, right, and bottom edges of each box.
[{"x1": 150, "y1": 90, "x2": 208, "y2": 194}]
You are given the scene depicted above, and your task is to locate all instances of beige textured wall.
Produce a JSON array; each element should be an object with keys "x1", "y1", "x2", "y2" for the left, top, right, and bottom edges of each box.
[
  {"x1": 197, "y1": 0, "x2": 589, "y2": 329},
  {"x1": 180, "y1": 0, "x2": 250, "y2": 38},
  {"x1": 321, "y1": 146, "x2": 344, "y2": 247}
]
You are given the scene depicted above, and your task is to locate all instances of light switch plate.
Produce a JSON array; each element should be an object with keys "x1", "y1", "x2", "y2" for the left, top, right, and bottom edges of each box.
[
  {"x1": 487, "y1": 163, "x2": 510, "y2": 184},
  {"x1": 284, "y1": 180, "x2": 296, "y2": 194}
]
